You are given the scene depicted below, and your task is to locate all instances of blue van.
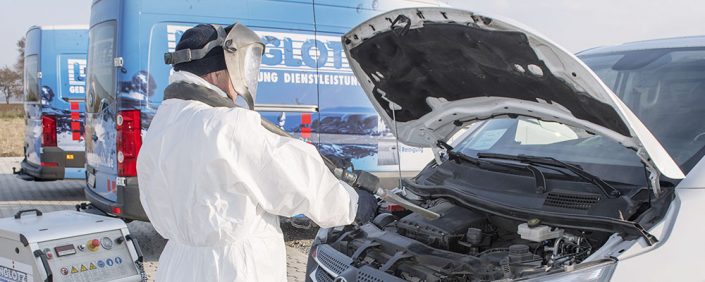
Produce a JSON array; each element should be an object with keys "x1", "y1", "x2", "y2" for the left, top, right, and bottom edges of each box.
[
  {"x1": 84, "y1": 0, "x2": 441, "y2": 221},
  {"x1": 20, "y1": 26, "x2": 88, "y2": 180}
]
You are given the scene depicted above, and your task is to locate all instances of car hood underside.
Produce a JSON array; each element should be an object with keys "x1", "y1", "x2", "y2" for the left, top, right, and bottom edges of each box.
[{"x1": 342, "y1": 8, "x2": 685, "y2": 187}]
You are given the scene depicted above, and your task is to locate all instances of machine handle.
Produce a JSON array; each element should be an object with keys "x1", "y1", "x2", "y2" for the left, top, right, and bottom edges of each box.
[
  {"x1": 14, "y1": 209, "x2": 43, "y2": 219},
  {"x1": 33, "y1": 250, "x2": 53, "y2": 282},
  {"x1": 125, "y1": 235, "x2": 144, "y2": 263}
]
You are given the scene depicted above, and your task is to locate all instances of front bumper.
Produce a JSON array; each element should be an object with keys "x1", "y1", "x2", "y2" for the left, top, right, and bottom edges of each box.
[
  {"x1": 84, "y1": 176, "x2": 148, "y2": 221},
  {"x1": 306, "y1": 244, "x2": 404, "y2": 282}
]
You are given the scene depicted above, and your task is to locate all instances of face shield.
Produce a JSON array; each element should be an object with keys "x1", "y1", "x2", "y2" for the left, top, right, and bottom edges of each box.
[
  {"x1": 222, "y1": 24, "x2": 264, "y2": 110},
  {"x1": 164, "y1": 23, "x2": 265, "y2": 109}
]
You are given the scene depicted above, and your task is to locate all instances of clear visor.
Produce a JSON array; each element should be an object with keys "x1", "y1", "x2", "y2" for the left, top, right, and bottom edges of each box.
[
  {"x1": 242, "y1": 45, "x2": 263, "y2": 98},
  {"x1": 222, "y1": 22, "x2": 264, "y2": 109}
]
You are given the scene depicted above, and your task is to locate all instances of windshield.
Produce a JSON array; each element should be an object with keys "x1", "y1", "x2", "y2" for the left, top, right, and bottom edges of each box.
[
  {"x1": 24, "y1": 55, "x2": 39, "y2": 102},
  {"x1": 455, "y1": 118, "x2": 645, "y2": 184},
  {"x1": 86, "y1": 21, "x2": 117, "y2": 113},
  {"x1": 580, "y1": 48, "x2": 705, "y2": 173}
]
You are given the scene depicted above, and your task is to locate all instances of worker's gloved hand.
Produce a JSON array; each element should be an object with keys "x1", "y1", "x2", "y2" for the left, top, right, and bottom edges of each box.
[
  {"x1": 355, "y1": 189, "x2": 377, "y2": 224},
  {"x1": 352, "y1": 170, "x2": 380, "y2": 194}
]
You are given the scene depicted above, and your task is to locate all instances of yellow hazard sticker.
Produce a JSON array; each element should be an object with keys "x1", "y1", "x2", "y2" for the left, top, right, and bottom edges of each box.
[
  {"x1": 66, "y1": 154, "x2": 74, "y2": 160},
  {"x1": 71, "y1": 266, "x2": 79, "y2": 274},
  {"x1": 89, "y1": 263, "x2": 97, "y2": 270},
  {"x1": 80, "y1": 264, "x2": 88, "y2": 272}
]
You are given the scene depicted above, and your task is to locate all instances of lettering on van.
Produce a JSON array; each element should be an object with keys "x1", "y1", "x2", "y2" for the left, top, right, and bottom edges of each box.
[
  {"x1": 68, "y1": 58, "x2": 87, "y2": 94},
  {"x1": 167, "y1": 25, "x2": 359, "y2": 87}
]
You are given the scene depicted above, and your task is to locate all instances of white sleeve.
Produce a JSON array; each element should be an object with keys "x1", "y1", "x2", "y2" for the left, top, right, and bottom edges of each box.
[{"x1": 233, "y1": 110, "x2": 359, "y2": 228}]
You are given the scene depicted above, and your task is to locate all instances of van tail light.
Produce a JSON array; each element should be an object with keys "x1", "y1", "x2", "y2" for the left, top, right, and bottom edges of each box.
[
  {"x1": 116, "y1": 110, "x2": 141, "y2": 177},
  {"x1": 41, "y1": 115, "x2": 57, "y2": 147}
]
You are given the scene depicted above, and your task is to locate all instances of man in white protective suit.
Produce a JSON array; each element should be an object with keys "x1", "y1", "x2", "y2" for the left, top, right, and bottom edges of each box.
[{"x1": 136, "y1": 23, "x2": 378, "y2": 282}]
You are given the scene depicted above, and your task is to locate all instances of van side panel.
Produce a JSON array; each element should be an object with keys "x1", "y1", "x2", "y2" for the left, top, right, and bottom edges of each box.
[
  {"x1": 314, "y1": 1, "x2": 437, "y2": 173},
  {"x1": 85, "y1": 0, "x2": 439, "y2": 219}
]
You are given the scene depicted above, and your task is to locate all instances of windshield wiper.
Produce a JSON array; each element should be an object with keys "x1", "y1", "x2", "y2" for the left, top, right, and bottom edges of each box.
[
  {"x1": 436, "y1": 141, "x2": 547, "y2": 193},
  {"x1": 476, "y1": 153, "x2": 622, "y2": 198}
]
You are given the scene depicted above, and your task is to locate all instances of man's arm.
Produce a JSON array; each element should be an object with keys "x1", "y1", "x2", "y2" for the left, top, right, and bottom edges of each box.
[{"x1": 232, "y1": 110, "x2": 359, "y2": 227}]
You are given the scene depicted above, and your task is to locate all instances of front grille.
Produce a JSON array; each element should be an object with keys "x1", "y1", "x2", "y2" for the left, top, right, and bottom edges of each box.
[
  {"x1": 316, "y1": 245, "x2": 352, "y2": 275},
  {"x1": 544, "y1": 191, "x2": 600, "y2": 210},
  {"x1": 314, "y1": 267, "x2": 335, "y2": 282},
  {"x1": 358, "y1": 270, "x2": 385, "y2": 282}
]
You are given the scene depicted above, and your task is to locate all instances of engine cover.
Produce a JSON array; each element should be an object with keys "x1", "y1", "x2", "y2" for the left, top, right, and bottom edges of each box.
[{"x1": 397, "y1": 200, "x2": 486, "y2": 250}]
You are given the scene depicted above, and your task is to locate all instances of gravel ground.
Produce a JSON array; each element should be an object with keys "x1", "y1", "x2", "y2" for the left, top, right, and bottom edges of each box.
[{"x1": 282, "y1": 223, "x2": 318, "y2": 254}]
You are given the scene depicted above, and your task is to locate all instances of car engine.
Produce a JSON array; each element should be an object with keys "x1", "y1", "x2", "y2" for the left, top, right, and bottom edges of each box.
[{"x1": 314, "y1": 199, "x2": 607, "y2": 281}]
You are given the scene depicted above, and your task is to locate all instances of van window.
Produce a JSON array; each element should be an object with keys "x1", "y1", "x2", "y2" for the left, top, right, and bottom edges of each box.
[
  {"x1": 86, "y1": 21, "x2": 117, "y2": 113},
  {"x1": 24, "y1": 55, "x2": 39, "y2": 102}
]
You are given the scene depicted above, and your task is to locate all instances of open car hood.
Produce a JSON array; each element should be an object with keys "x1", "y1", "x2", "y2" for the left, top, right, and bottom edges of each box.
[{"x1": 343, "y1": 8, "x2": 685, "y2": 184}]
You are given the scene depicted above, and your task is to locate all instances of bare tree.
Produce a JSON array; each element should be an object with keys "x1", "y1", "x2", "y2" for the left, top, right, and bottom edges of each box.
[
  {"x1": 14, "y1": 37, "x2": 25, "y2": 74},
  {"x1": 0, "y1": 66, "x2": 21, "y2": 104}
]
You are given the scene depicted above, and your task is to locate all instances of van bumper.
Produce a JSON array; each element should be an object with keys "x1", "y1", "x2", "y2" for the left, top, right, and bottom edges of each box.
[
  {"x1": 20, "y1": 158, "x2": 63, "y2": 180},
  {"x1": 84, "y1": 176, "x2": 149, "y2": 221},
  {"x1": 19, "y1": 147, "x2": 86, "y2": 180}
]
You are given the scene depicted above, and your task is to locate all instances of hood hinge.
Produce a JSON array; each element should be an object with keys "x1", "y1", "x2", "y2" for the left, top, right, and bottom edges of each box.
[
  {"x1": 432, "y1": 146, "x2": 445, "y2": 165},
  {"x1": 637, "y1": 147, "x2": 662, "y2": 197}
]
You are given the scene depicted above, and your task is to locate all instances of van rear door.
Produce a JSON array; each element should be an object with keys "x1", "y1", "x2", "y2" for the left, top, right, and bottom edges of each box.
[
  {"x1": 85, "y1": 20, "x2": 118, "y2": 200},
  {"x1": 57, "y1": 54, "x2": 87, "y2": 153}
]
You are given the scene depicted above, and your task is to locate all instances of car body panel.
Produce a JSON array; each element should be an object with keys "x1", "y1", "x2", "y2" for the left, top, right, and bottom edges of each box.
[
  {"x1": 342, "y1": 7, "x2": 684, "y2": 181},
  {"x1": 612, "y1": 187, "x2": 705, "y2": 280}
]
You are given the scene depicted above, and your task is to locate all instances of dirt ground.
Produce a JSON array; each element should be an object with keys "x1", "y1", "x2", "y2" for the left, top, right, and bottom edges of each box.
[
  {"x1": 0, "y1": 117, "x2": 24, "y2": 157},
  {"x1": 0, "y1": 104, "x2": 25, "y2": 157}
]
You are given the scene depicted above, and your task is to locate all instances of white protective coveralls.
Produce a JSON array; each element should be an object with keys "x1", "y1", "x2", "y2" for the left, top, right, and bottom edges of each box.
[{"x1": 137, "y1": 71, "x2": 359, "y2": 281}]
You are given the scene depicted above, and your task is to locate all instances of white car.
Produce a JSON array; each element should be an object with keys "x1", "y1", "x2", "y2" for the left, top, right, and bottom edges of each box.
[{"x1": 305, "y1": 7, "x2": 705, "y2": 281}]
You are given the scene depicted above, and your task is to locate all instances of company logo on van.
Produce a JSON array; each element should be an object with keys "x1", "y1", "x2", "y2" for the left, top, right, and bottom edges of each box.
[
  {"x1": 68, "y1": 58, "x2": 86, "y2": 94},
  {"x1": 167, "y1": 25, "x2": 359, "y2": 87}
]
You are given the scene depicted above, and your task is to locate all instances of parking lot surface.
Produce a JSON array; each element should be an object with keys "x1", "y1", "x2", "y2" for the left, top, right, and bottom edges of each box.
[{"x1": 0, "y1": 157, "x2": 309, "y2": 281}]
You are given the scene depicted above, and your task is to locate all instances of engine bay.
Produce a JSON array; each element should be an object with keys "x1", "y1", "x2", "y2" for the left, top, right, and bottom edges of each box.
[{"x1": 321, "y1": 199, "x2": 612, "y2": 281}]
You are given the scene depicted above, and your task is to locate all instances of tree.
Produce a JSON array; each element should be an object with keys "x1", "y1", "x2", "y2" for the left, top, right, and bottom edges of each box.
[
  {"x1": 0, "y1": 66, "x2": 21, "y2": 104},
  {"x1": 14, "y1": 37, "x2": 25, "y2": 74}
]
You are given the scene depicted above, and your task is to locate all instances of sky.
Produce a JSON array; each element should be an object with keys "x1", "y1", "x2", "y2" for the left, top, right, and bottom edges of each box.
[
  {"x1": 0, "y1": 0, "x2": 703, "y2": 68},
  {"x1": 443, "y1": 0, "x2": 704, "y2": 52},
  {"x1": 0, "y1": 0, "x2": 91, "y2": 68}
]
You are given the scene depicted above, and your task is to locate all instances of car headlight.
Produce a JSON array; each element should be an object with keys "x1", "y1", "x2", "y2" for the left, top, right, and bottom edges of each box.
[
  {"x1": 523, "y1": 260, "x2": 617, "y2": 282},
  {"x1": 313, "y1": 227, "x2": 330, "y2": 245}
]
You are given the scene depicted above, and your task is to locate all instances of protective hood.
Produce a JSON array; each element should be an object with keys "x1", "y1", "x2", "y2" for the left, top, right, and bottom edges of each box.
[{"x1": 342, "y1": 8, "x2": 685, "y2": 183}]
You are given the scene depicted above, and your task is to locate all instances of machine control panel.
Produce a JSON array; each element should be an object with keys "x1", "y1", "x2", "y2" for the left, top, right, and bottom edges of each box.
[{"x1": 36, "y1": 229, "x2": 139, "y2": 282}]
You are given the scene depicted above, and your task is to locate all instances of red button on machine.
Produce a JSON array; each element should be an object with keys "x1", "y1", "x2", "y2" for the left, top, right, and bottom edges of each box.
[{"x1": 87, "y1": 239, "x2": 101, "y2": 251}]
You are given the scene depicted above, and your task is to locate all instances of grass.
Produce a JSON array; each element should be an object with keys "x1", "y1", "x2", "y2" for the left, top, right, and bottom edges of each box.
[
  {"x1": 0, "y1": 104, "x2": 23, "y2": 119},
  {"x1": 0, "y1": 104, "x2": 25, "y2": 157}
]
